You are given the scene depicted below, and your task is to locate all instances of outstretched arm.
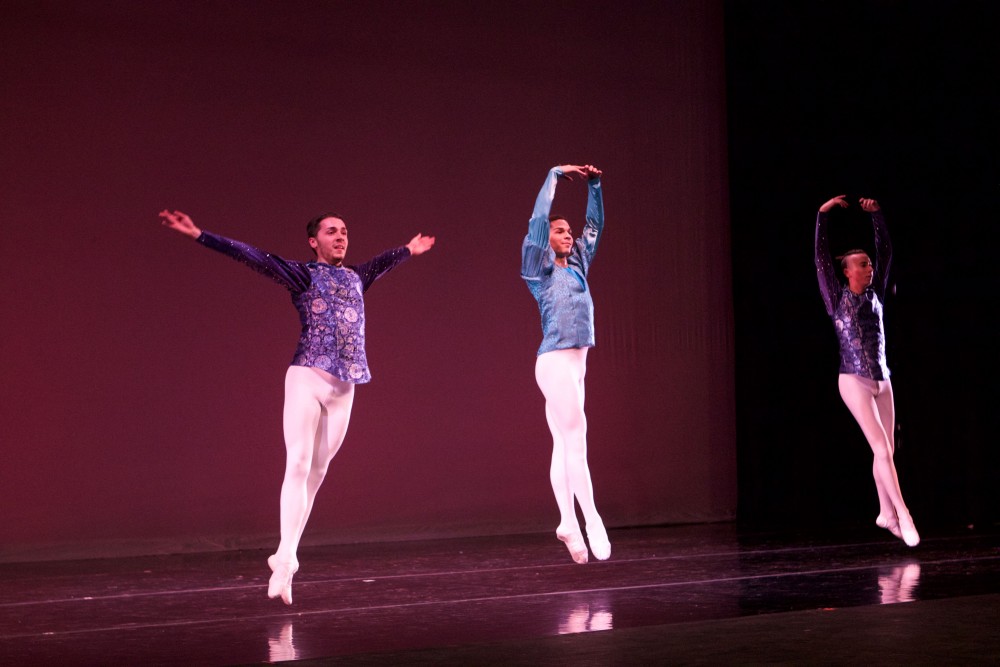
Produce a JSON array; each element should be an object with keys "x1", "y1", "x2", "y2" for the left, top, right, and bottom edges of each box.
[
  {"x1": 352, "y1": 234, "x2": 434, "y2": 293},
  {"x1": 158, "y1": 209, "x2": 310, "y2": 292}
]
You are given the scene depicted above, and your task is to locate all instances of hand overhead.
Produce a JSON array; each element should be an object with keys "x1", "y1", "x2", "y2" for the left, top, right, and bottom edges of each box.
[
  {"x1": 858, "y1": 197, "x2": 880, "y2": 213},
  {"x1": 818, "y1": 195, "x2": 849, "y2": 213}
]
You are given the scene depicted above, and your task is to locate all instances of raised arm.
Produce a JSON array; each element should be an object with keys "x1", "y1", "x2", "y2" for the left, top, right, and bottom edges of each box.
[
  {"x1": 521, "y1": 165, "x2": 589, "y2": 280},
  {"x1": 814, "y1": 196, "x2": 846, "y2": 316},
  {"x1": 158, "y1": 209, "x2": 310, "y2": 292},
  {"x1": 574, "y1": 165, "x2": 604, "y2": 276},
  {"x1": 861, "y1": 198, "x2": 892, "y2": 297}
]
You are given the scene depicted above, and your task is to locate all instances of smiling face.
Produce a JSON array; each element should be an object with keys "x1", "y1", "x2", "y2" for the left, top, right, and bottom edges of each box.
[
  {"x1": 549, "y1": 218, "x2": 573, "y2": 259},
  {"x1": 309, "y1": 216, "x2": 348, "y2": 265},
  {"x1": 842, "y1": 252, "x2": 874, "y2": 293}
]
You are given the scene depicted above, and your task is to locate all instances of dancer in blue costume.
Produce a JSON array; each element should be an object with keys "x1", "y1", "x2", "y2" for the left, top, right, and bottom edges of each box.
[
  {"x1": 521, "y1": 164, "x2": 610, "y2": 564},
  {"x1": 815, "y1": 195, "x2": 918, "y2": 547},
  {"x1": 160, "y1": 209, "x2": 435, "y2": 602}
]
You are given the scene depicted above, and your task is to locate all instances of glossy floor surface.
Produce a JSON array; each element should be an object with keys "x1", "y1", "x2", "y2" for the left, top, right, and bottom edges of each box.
[{"x1": 2, "y1": 523, "x2": 999, "y2": 665}]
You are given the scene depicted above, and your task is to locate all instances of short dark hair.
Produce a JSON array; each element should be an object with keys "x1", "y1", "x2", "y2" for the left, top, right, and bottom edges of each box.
[
  {"x1": 306, "y1": 212, "x2": 346, "y2": 239},
  {"x1": 836, "y1": 248, "x2": 868, "y2": 269},
  {"x1": 548, "y1": 214, "x2": 568, "y2": 224}
]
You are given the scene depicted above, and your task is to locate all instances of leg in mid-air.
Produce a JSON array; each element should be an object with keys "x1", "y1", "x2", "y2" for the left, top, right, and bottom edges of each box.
[
  {"x1": 269, "y1": 366, "x2": 355, "y2": 604},
  {"x1": 535, "y1": 348, "x2": 609, "y2": 563},
  {"x1": 838, "y1": 374, "x2": 918, "y2": 547}
]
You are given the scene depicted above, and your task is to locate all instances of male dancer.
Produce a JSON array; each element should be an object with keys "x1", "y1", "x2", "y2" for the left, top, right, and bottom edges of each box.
[
  {"x1": 159, "y1": 209, "x2": 435, "y2": 602},
  {"x1": 521, "y1": 164, "x2": 610, "y2": 564},
  {"x1": 815, "y1": 195, "x2": 918, "y2": 547}
]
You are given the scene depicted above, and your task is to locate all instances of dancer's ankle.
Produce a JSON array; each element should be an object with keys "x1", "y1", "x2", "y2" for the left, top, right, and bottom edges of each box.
[{"x1": 556, "y1": 523, "x2": 581, "y2": 538}]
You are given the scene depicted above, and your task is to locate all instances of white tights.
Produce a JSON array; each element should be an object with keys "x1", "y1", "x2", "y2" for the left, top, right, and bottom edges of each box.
[
  {"x1": 837, "y1": 373, "x2": 911, "y2": 525},
  {"x1": 535, "y1": 348, "x2": 604, "y2": 535},
  {"x1": 274, "y1": 365, "x2": 355, "y2": 566}
]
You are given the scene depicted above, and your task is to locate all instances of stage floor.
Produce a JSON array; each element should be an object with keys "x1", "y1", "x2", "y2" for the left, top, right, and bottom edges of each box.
[{"x1": 2, "y1": 522, "x2": 999, "y2": 665}]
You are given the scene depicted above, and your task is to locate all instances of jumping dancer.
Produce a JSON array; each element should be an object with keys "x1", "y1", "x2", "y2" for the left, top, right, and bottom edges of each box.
[
  {"x1": 521, "y1": 164, "x2": 610, "y2": 564},
  {"x1": 159, "y1": 209, "x2": 435, "y2": 602},
  {"x1": 814, "y1": 195, "x2": 919, "y2": 547}
]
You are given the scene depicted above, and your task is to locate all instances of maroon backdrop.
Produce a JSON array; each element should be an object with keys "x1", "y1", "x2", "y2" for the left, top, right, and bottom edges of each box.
[{"x1": 0, "y1": 0, "x2": 734, "y2": 560}]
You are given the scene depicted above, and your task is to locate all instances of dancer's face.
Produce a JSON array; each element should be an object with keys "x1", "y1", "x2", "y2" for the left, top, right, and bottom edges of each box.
[
  {"x1": 842, "y1": 252, "x2": 874, "y2": 293},
  {"x1": 549, "y1": 219, "x2": 573, "y2": 258},
  {"x1": 309, "y1": 217, "x2": 349, "y2": 266}
]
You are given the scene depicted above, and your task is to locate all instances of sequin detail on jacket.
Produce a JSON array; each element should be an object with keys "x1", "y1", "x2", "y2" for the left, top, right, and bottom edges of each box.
[
  {"x1": 814, "y1": 209, "x2": 892, "y2": 380},
  {"x1": 197, "y1": 231, "x2": 409, "y2": 383},
  {"x1": 521, "y1": 167, "x2": 605, "y2": 356}
]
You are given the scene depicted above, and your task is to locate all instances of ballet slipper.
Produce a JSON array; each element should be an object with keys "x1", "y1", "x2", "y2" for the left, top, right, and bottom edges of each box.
[
  {"x1": 556, "y1": 529, "x2": 589, "y2": 564},
  {"x1": 586, "y1": 523, "x2": 611, "y2": 561},
  {"x1": 267, "y1": 555, "x2": 299, "y2": 605},
  {"x1": 896, "y1": 512, "x2": 920, "y2": 548},
  {"x1": 875, "y1": 514, "x2": 903, "y2": 540}
]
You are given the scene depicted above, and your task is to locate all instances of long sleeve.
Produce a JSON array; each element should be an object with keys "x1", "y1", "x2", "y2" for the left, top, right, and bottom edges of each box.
[
  {"x1": 349, "y1": 246, "x2": 411, "y2": 293},
  {"x1": 521, "y1": 167, "x2": 563, "y2": 281},
  {"x1": 571, "y1": 177, "x2": 604, "y2": 277},
  {"x1": 814, "y1": 211, "x2": 840, "y2": 317},
  {"x1": 871, "y1": 210, "x2": 893, "y2": 299},
  {"x1": 197, "y1": 230, "x2": 312, "y2": 293}
]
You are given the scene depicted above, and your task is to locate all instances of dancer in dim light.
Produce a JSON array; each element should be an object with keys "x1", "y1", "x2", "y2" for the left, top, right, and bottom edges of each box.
[
  {"x1": 814, "y1": 195, "x2": 918, "y2": 547},
  {"x1": 159, "y1": 209, "x2": 435, "y2": 603},
  {"x1": 521, "y1": 164, "x2": 610, "y2": 564}
]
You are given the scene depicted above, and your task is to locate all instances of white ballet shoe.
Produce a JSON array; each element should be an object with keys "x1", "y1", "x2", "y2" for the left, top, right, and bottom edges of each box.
[
  {"x1": 556, "y1": 529, "x2": 589, "y2": 564},
  {"x1": 897, "y1": 513, "x2": 920, "y2": 548},
  {"x1": 875, "y1": 514, "x2": 903, "y2": 540},
  {"x1": 587, "y1": 524, "x2": 611, "y2": 561},
  {"x1": 267, "y1": 555, "x2": 298, "y2": 605}
]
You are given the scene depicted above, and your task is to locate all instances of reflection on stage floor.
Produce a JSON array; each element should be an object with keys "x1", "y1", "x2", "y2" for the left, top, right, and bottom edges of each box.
[{"x1": 1, "y1": 522, "x2": 998, "y2": 665}]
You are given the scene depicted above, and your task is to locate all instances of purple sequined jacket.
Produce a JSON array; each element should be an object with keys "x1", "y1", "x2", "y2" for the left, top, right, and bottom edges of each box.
[
  {"x1": 814, "y1": 210, "x2": 892, "y2": 381},
  {"x1": 198, "y1": 231, "x2": 409, "y2": 383}
]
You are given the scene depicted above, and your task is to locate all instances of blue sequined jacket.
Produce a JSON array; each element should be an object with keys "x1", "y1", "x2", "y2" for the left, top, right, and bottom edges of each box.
[
  {"x1": 814, "y1": 209, "x2": 892, "y2": 380},
  {"x1": 521, "y1": 167, "x2": 605, "y2": 355},
  {"x1": 198, "y1": 230, "x2": 409, "y2": 383}
]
